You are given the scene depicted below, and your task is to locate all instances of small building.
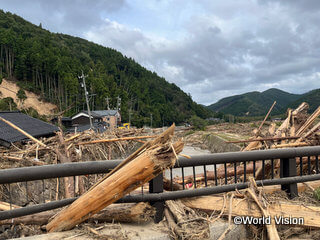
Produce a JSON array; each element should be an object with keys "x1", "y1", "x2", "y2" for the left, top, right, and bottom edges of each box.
[
  {"x1": 272, "y1": 118, "x2": 282, "y2": 122},
  {"x1": 50, "y1": 117, "x2": 73, "y2": 128},
  {"x1": 71, "y1": 110, "x2": 121, "y2": 129},
  {"x1": 0, "y1": 111, "x2": 59, "y2": 147}
]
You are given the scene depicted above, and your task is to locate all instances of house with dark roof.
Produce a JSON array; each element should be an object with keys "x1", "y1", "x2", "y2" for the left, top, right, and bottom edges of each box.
[
  {"x1": 71, "y1": 110, "x2": 121, "y2": 129},
  {"x1": 0, "y1": 111, "x2": 59, "y2": 147}
]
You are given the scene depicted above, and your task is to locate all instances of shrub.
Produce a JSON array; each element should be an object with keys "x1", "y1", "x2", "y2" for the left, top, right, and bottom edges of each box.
[
  {"x1": 314, "y1": 187, "x2": 320, "y2": 201},
  {"x1": 188, "y1": 115, "x2": 208, "y2": 131},
  {"x1": 17, "y1": 89, "x2": 27, "y2": 101},
  {"x1": 0, "y1": 97, "x2": 17, "y2": 111}
]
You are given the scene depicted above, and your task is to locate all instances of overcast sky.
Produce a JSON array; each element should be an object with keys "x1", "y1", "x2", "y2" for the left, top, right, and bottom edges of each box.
[{"x1": 1, "y1": 0, "x2": 320, "y2": 105}]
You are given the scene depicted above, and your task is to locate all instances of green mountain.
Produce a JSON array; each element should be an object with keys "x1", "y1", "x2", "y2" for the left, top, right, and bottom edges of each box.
[
  {"x1": 0, "y1": 10, "x2": 212, "y2": 127},
  {"x1": 289, "y1": 89, "x2": 320, "y2": 113},
  {"x1": 207, "y1": 88, "x2": 302, "y2": 116}
]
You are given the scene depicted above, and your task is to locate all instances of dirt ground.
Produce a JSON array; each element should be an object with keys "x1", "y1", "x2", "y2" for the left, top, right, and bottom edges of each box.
[{"x1": 0, "y1": 79, "x2": 57, "y2": 115}]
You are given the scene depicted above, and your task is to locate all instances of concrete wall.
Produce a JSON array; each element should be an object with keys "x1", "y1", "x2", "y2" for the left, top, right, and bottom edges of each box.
[{"x1": 204, "y1": 134, "x2": 241, "y2": 153}]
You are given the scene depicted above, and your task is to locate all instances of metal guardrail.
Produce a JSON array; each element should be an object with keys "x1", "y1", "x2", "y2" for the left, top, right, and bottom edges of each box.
[
  {"x1": 1, "y1": 146, "x2": 320, "y2": 222},
  {"x1": 1, "y1": 146, "x2": 320, "y2": 184}
]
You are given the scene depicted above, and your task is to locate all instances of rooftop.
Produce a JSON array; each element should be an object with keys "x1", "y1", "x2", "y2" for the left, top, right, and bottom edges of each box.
[{"x1": 0, "y1": 111, "x2": 59, "y2": 146}]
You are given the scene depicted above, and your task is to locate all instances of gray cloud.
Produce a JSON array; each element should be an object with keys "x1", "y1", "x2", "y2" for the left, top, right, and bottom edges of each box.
[
  {"x1": 0, "y1": 0, "x2": 127, "y2": 35},
  {"x1": 1, "y1": 0, "x2": 320, "y2": 105}
]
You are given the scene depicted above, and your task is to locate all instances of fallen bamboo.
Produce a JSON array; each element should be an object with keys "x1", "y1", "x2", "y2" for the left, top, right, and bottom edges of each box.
[
  {"x1": 77, "y1": 135, "x2": 156, "y2": 145},
  {"x1": 47, "y1": 125, "x2": 183, "y2": 232},
  {"x1": 0, "y1": 116, "x2": 47, "y2": 147},
  {"x1": 182, "y1": 196, "x2": 320, "y2": 228}
]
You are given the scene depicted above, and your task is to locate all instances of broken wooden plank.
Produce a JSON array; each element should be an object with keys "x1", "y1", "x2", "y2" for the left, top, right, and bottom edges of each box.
[
  {"x1": 0, "y1": 201, "x2": 20, "y2": 211},
  {"x1": 182, "y1": 196, "x2": 320, "y2": 228},
  {"x1": 47, "y1": 125, "x2": 183, "y2": 232},
  {"x1": 271, "y1": 142, "x2": 309, "y2": 148}
]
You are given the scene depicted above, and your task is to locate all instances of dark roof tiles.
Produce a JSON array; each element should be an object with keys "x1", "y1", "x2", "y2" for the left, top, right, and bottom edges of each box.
[{"x1": 0, "y1": 111, "x2": 59, "y2": 143}]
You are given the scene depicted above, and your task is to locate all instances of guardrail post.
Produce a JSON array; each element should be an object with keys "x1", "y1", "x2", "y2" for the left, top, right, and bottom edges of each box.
[
  {"x1": 280, "y1": 158, "x2": 298, "y2": 198},
  {"x1": 149, "y1": 173, "x2": 164, "y2": 223}
]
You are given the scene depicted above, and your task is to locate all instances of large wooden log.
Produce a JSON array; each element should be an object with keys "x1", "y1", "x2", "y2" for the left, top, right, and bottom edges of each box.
[
  {"x1": 0, "y1": 203, "x2": 154, "y2": 225},
  {"x1": 47, "y1": 125, "x2": 183, "y2": 232},
  {"x1": 56, "y1": 131, "x2": 74, "y2": 198}
]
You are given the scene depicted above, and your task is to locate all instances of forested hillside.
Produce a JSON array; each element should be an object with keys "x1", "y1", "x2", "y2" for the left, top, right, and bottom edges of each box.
[
  {"x1": 289, "y1": 89, "x2": 320, "y2": 113},
  {"x1": 207, "y1": 88, "x2": 301, "y2": 116},
  {"x1": 207, "y1": 88, "x2": 320, "y2": 117},
  {"x1": 0, "y1": 10, "x2": 212, "y2": 127}
]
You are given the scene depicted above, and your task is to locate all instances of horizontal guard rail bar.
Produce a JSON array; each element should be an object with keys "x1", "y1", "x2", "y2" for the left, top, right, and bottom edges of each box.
[
  {"x1": 177, "y1": 145, "x2": 320, "y2": 167},
  {"x1": 1, "y1": 173, "x2": 320, "y2": 221},
  {"x1": 1, "y1": 146, "x2": 320, "y2": 184}
]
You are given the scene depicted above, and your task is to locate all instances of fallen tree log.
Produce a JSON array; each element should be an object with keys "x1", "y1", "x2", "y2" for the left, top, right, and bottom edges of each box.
[
  {"x1": 47, "y1": 124, "x2": 183, "y2": 232},
  {"x1": 0, "y1": 203, "x2": 154, "y2": 225},
  {"x1": 182, "y1": 195, "x2": 320, "y2": 228}
]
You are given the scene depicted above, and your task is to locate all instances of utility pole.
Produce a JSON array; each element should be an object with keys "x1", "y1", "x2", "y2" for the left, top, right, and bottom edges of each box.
[
  {"x1": 150, "y1": 113, "x2": 153, "y2": 128},
  {"x1": 105, "y1": 97, "x2": 110, "y2": 110},
  {"x1": 79, "y1": 71, "x2": 93, "y2": 129},
  {"x1": 116, "y1": 96, "x2": 121, "y2": 111},
  {"x1": 129, "y1": 109, "x2": 132, "y2": 125}
]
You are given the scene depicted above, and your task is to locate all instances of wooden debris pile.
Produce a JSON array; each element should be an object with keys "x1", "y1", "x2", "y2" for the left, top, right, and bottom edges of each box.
[
  {"x1": 0, "y1": 127, "x2": 153, "y2": 169},
  {"x1": 164, "y1": 200, "x2": 210, "y2": 240},
  {"x1": 240, "y1": 102, "x2": 320, "y2": 151}
]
